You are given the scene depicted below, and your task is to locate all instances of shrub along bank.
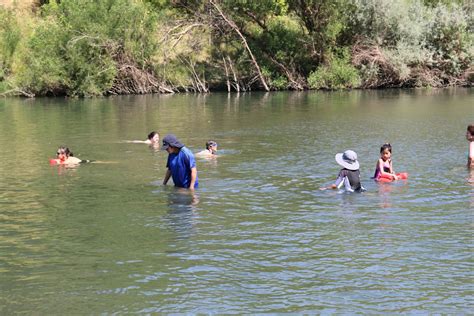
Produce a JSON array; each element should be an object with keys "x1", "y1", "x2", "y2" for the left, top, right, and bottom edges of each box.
[{"x1": 0, "y1": 0, "x2": 472, "y2": 97}]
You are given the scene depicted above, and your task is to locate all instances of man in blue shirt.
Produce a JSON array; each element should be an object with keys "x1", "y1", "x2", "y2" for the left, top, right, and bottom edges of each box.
[{"x1": 162, "y1": 134, "x2": 198, "y2": 189}]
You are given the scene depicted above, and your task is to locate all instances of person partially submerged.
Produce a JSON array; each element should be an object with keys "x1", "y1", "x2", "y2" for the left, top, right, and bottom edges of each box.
[
  {"x1": 49, "y1": 146, "x2": 92, "y2": 165},
  {"x1": 321, "y1": 150, "x2": 365, "y2": 192},
  {"x1": 467, "y1": 124, "x2": 474, "y2": 168},
  {"x1": 373, "y1": 143, "x2": 407, "y2": 181},
  {"x1": 162, "y1": 134, "x2": 198, "y2": 190},
  {"x1": 145, "y1": 131, "x2": 160, "y2": 145},
  {"x1": 196, "y1": 140, "x2": 218, "y2": 158},
  {"x1": 125, "y1": 131, "x2": 160, "y2": 147}
]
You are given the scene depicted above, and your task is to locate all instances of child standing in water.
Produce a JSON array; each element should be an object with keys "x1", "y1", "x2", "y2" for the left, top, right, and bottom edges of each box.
[
  {"x1": 321, "y1": 149, "x2": 365, "y2": 192},
  {"x1": 467, "y1": 124, "x2": 474, "y2": 168},
  {"x1": 373, "y1": 143, "x2": 407, "y2": 181}
]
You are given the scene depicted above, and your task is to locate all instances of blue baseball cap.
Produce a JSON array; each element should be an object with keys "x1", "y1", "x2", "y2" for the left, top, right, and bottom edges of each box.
[{"x1": 161, "y1": 134, "x2": 184, "y2": 150}]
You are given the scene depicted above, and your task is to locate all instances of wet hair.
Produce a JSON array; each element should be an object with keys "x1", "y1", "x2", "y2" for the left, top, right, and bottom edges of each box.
[
  {"x1": 467, "y1": 124, "x2": 474, "y2": 136},
  {"x1": 380, "y1": 143, "x2": 392, "y2": 154},
  {"x1": 57, "y1": 146, "x2": 73, "y2": 157},
  {"x1": 206, "y1": 140, "x2": 217, "y2": 150},
  {"x1": 148, "y1": 131, "x2": 159, "y2": 140}
]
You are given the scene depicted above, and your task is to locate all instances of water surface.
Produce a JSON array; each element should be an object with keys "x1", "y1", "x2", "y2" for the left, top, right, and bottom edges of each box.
[{"x1": 0, "y1": 89, "x2": 473, "y2": 313}]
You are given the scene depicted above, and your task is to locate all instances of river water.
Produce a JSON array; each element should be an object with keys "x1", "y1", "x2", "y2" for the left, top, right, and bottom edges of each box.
[{"x1": 0, "y1": 89, "x2": 473, "y2": 313}]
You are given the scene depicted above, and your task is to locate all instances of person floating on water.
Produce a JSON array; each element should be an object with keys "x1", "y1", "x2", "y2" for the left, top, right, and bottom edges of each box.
[
  {"x1": 125, "y1": 131, "x2": 160, "y2": 147},
  {"x1": 196, "y1": 140, "x2": 218, "y2": 158},
  {"x1": 162, "y1": 134, "x2": 198, "y2": 190},
  {"x1": 49, "y1": 146, "x2": 92, "y2": 165},
  {"x1": 467, "y1": 124, "x2": 474, "y2": 168},
  {"x1": 145, "y1": 131, "x2": 160, "y2": 145},
  {"x1": 373, "y1": 143, "x2": 408, "y2": 182},
  {"x1": 320, "y1": 150, "x2": 365, "y2": 192}
]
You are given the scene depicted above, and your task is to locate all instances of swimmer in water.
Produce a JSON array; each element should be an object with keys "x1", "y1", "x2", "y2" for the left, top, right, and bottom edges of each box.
[
  {"x1": 195, "y1": 140, "x2": 218, "y2": 158},
  {"x1": 125, "y1": 131, "x2": 160, "y2": 147},
  {"x1": 145, "y1": 131, "x2": 160, "y2": 145},
  {"x1": 49, "y1": 146, "x2": 92, "y2": 165}
]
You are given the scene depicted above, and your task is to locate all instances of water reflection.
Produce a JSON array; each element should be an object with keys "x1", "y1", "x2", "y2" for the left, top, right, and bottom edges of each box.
[
  {"x1": 376, "y1": 183, "x2": 394, "y2": 208},
  {"x1": 50, "y1": 163, "x2": 81, "y2": 176},
  {"x1": 161, "y1": 188, "x2": 200, "y2": 240},
  {"x1": 147, "y1": 143, "x2": 161, "y2": 153},
  {"x1": 1, "y1": 89, "x2": 473, "y2": 314},
  {"x1": 468, "y1": 168, "x2": 474, "y2": 208},
  {"x1": 375, "y1": 180, "x2": 409, "y2": 209},
  {"x1": 468, "y1": 168, "x2": 474, "y2": 184}
]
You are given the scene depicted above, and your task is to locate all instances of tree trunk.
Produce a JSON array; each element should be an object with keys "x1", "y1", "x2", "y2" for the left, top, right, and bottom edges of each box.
[
  {"x1": 210, "y1": 0, "x2": 269, "y2": 91},
  {"x1": 222, "y1": 57, "x2": 231, "y2": 92},
  {"x1": 227, "y1": 56, "x2": 240, "y2": 92}
]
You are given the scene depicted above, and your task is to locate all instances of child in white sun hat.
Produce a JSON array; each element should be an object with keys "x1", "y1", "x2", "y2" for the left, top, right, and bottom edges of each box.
[{"x1": 321, "y1": 150, "x2": 365, "y2": 192}]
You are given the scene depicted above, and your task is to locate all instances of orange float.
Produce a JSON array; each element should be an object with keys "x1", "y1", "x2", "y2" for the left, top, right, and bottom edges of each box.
[{"x1": 375, "y1": 172, "x2": 408, "y2": 182}]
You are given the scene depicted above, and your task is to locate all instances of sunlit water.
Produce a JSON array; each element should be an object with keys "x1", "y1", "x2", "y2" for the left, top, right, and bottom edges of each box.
[{"x1": 0, "y1": 89, "x2": 473, "y2": 313}]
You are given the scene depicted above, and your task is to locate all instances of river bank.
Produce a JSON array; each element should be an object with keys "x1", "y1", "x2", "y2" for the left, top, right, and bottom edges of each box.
[{"x1": 1, "y1": 0, "x2": 472, "y2": 97}]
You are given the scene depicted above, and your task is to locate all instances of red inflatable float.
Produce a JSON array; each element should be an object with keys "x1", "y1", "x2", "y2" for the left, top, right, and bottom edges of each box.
[
  {"x1": 49, "y1": 159, "x2": 61, "y2": 165},
  {"x1": 375, "y1": 172, "x2": 408, "y2": 182}
]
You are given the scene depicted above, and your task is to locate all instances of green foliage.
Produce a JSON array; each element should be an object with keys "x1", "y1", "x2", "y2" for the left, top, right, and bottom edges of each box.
[
  {"x1": 14, "y1": 0, "x2": 158, "y2": 96},
  {"x1": 0, "y1": 8, "x2": 21, "y2": 82},
  {"x1": 15, "y1": 19, "x2": 70, "y2": 94},
  {"x1": 143, "y1": 0, "x2": 170, "y2": 10},
  {"x1": 424, "y1": 3, "x2": 473, "y2": 76},
  {"x1": 383, "y1": 42, "x2": 431, "y2": 80},
  {"x1": 253, "y1": 15, "x2": 313, "y2": 75},
  {"x1": 287, "y1": 0, "x2": 351, "y2": 64},
  {"x1": 423, "y1": 0, "x2": 466, "y2": 7},
  {"x1": 270, "y1": 75, "x2": 289, "y2": 90},
  {"x1": 215, "y1": 0, "x2": 301, "y2": 88},
  {"x1": 223, "y1": 0, "x2": 289, "y2": 17},
  {"x1": 42, "y1": 0, "x2": 158, "y2": 63},
  {"x1": 308, "y1": 49, "x2": 360, "y2": 89},
  {"x1": 349, "y1": 0, "x2": 416, "y2": 46},
  {"x1": 152, "y1": 11, "x2": 213, "y2": 92},
  {"x1": 2, "y1": 0, "x2": 472, "y2": 95},
  {"x1": 261, "y1": 66, "x2": 288, "y2": 90},
  {"x1": 349, "y1": 0, "x2": 473, "y2": 85}
]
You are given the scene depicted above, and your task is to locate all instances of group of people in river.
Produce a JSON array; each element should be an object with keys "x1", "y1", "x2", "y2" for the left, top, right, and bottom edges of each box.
[
  {"x1": 50, "y1": 131, "x2": 218, "y2": 191},
  {"x1": 320, "y1": 124, "x2": 474, "y2": 192},
  {"x1": 50, "y1": 124, "x2": 474, "y2": 192}
]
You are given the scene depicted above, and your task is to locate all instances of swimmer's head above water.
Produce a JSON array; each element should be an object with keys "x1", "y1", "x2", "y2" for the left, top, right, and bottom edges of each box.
[
  {"x1": 147, "y1": 131, "x2": 160, "y2": 144},
  {"x1": 206, "y1": 140, "x2": 218, "y2": 154}
]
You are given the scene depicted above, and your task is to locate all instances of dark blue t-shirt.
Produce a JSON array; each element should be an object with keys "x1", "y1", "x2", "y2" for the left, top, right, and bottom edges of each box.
[
  {"x1": 335, "y1": 168, "x2": 362, "y2": 192},
  {"x1": 166, "y1": 146, "x2": 198, "y2": 188}
]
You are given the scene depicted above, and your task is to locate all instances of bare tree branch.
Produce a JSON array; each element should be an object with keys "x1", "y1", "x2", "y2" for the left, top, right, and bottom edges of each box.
[
  {"x1": 227, "y1": 56, "x2": 240, "y2": 92},
  {"x1": 209, "y1": 0, "x2": 269, "y2": 91},
  {"x1": 222, "y1": 56, "x2": 231, "y2": 92}
]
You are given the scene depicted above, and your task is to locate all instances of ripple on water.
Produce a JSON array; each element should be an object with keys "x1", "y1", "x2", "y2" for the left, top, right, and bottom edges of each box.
[{"x1": 1, "y1": 91, "x2": 473, "y2": 314}]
